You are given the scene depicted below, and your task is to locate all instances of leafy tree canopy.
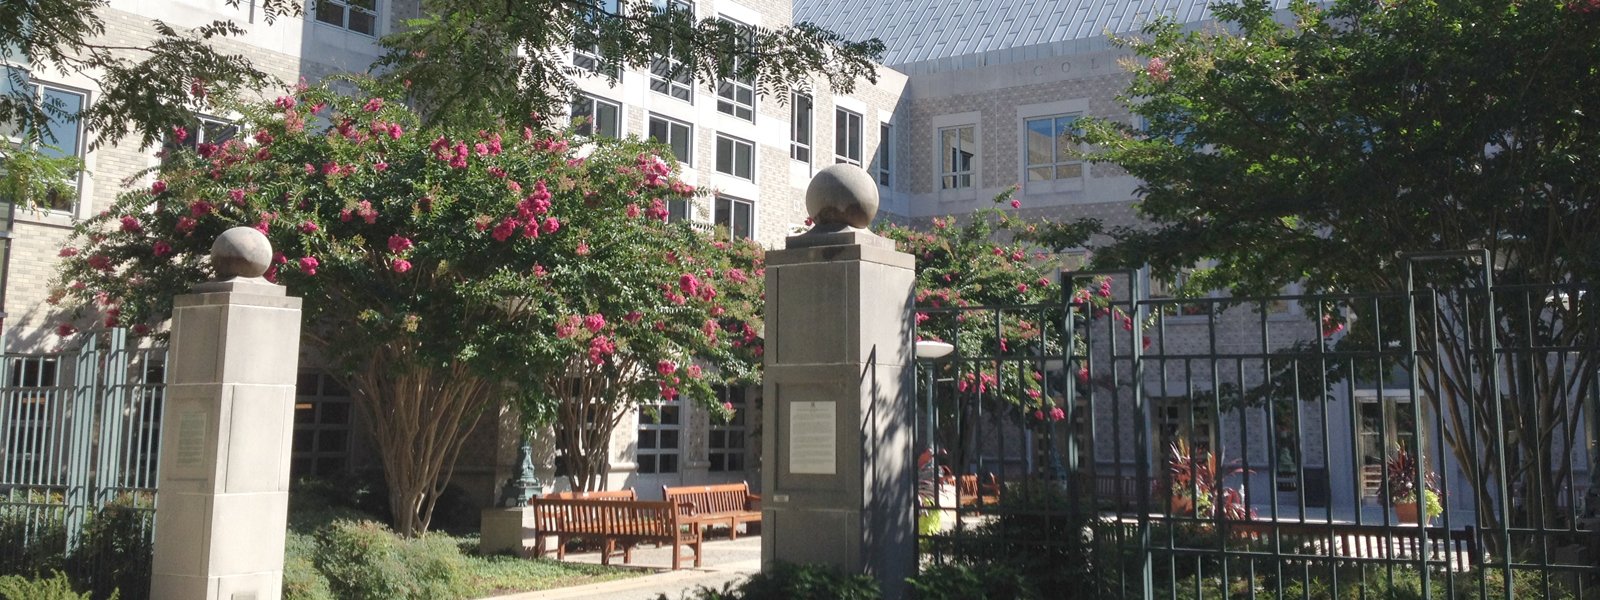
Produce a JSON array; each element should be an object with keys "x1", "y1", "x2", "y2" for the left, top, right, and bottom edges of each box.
[
  {"x1": 377, "y1": 0, "x2": 886, "y2": 129},
  {"x1": 1060, "y1": 0, "x2": 1600, "y2": 293}
]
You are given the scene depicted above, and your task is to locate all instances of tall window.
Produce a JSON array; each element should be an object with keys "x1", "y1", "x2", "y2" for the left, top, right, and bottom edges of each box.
[
  {"x1": 313, "y1": 0, "x2": 378, "y2": 35},
  {"x1": 573, "y1": 0, "x2": 620, "y2": 76},
  {"x1": 165, "y1": 115, "x2": 238, "y2": 157},
  {"x1": 715, "y1": 18, "x2": 755, "y2": 121},
  {"x1": 708, "y1": 385, "x2": 748, "y2": 472},
  {"x1": 572, "y1": 95, "x2": 621, "y2": 138},
  {"x1": 790, "y1": 93, "x2": 813, "y2": 162},
  {"x1": 9, "y1": 82, "x2": 87, "y2": 212},
  {"x1": 1025, "y1": 114, "x2": 1082, "y2": 181},
  {"x1": 637, "y1": 397, "x2": 682, "y2": 475},
  {"x1": 715, "y1": 195, "x2": 753, "y2": 241},
  {"x1": 668, "y1": 199, "x2": 692, "y2": 223},
  {"x1": 648, "y1": 115, "x2": 693, "y2": 166},
  {"x1": 715, "y1": 134, "x2": 754, "y2": 181},
  {"x1": 649, "y1": 0, "x2": 695, "y2": 102},
  {"x1": 835, "y1": 108, "x2": 862, "y2": 165},
  {"x1": 939, "y1": 125, "x2": 975, "y2": 189},
  {"x1": 293, "y1": 372, "x2": 354, "y2": 477},
  {"x1": 1357, "y1": 391, "x2": 1423, "y2": 499},
  {"x1": 877, "y1": 123, "x2": 892, "y2": 186}
]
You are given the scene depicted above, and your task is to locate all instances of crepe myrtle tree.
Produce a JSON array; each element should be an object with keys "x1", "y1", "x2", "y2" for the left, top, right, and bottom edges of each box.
[
  {"x1": 49, "y1": 78, "x2": 760, "y2": 536},
  {"x1": 876, "y1": 188, "x2": 1115, "y2": 476}
]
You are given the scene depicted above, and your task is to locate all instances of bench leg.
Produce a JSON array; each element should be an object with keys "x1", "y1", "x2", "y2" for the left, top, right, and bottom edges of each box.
[
  {"x1": 623, "y1": 542, "x2": 633, "y2": 564},
  {"x1": 729, "y1": 519, "x2": 737, "y2": 540},
  {"x1": 671, "y1": 541, "x2": 682, "y2": 570},
  {"x1": 601, "y1": 539, "x2": 613, "y2": 566},
  {"x1": 556, "y1": 535, "x2": 567, "y2": 560},
  {"x1": 693, "y1": 538, "x2": 703, "y2": 568}
]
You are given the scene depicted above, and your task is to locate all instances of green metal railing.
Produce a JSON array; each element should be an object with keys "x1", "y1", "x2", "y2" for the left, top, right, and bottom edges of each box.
[{"x1": 914, "y1": 259, "x2": 1599, "y2": 600}]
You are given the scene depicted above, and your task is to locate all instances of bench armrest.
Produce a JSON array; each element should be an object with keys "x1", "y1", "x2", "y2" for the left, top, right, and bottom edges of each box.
[
  {"x1": 677, "y1": 501, "x2": 699, "y2": 516},
  {"x1": 746, "y1": 494, "x2": 761, "y2": 512}
]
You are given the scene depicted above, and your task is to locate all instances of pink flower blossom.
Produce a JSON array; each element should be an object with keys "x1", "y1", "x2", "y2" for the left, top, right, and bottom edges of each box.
[
  {"x1": 1146, "y1": 57, "x2": 1171, "y2": 83},
  {"x1": 1049, "y1": 407, "x2": 1065, "y2": 421},
  {"x1": 300, "y1": 256, "x2": 319, "y2": 275},
  {"x1": 363, "y1": 97, "x2": 384, "y2": 112},
  {"x1": 176, "y1": 217, "x2": 196, "y2": 232},
  {"x1": 392, "y1": 259, "x2": 411, "y2": 273},
  {"x1": 253, "y1": 129, "x2": 274, "y2": 145},
  {"x1": 533, "y1": 264, "x2": 547, "y2": 277},
  {"x1": 1034, "y1": 410, "x2": 1045, "y2": 420},
  {"x1": 679, "y1": 273, "x2": 700, "y2": 297},
  {"x1": 153, "y1": 242, "x2": 172, "y2": 257},
  {"x1": 1017, "y1": 283, "x2": 1028, "y2": 293},
  {"x1": 626, "y1": 204, "x2": 641, "y2": 218},
  {"x1": 624, "y1": 312, "x2": 643, "y2": 324},
  {"x1": 1077, "y1": 368, "x2": 1090, "y2": 384},
  {"x1": 119, "y1": 216, "x2": 142, "y2": 232},
  {"x1": 687, "y1": 365, "x2": 702, "y2": 379},
  {"x1": 387, "y1": 123, "x2": 403, "y2": 139},
  {"x1": 253, "y1": 220, "x2": 269, "y2": 235},
  {"x1": 521, "y1": 220, "x2": 541, "y2": 239},
  {"x1": 229, "y1": 189, "x2": 246, "y2": 204},
  {"x1": 723, "y1": 402, "x2": 734, "y2": 412},
  {"x1": 726, "y1": 269, "x2": 748, "y2": 283},
  {"x1": 541, "y1": 217, "x2": 561, "y2": 234},
  {"x1": 264, "y1": 266, "x2": 278, "y2": 282},
  {"x1": 575, "y1": 241, "x2": 590, "y2": 256},
  {"x1": 58, "y1": 247, "x2": 78, "y2": 257},
  {"x1": 133, "y1": 324, "x2": 149, "y2": 335},
  {"x1": 357, "y1": 200, "x2": 378, "y2": 224},
  {"x1": 1011, "y1": 198, "x2": 1021, "y2": 209},
  {"x1": 171, "y1": 126, "x2": 188, "y2": 143},
  {"x1": 374, "y1": 162, "x2": 388, "y2": 171},
  {"x1": 492, "y1": 219, "x2": 518, "y2": 241},
  {"x1": 388, "y1": 235, "x2": 414, "y2": 254},
  {"x1": 340, "y1": 209, "x2": 353, "y2": 222},
  {"x1": 300, "y1": 221, "x2": 320, "y2": 233},
  {"x1": 151, "y1": 181, "x2": 167, "y2": 194},
  {"x1": 656, "y1": 360, "x2": 677, "y2": 376},
  {"x1": 275, "y1": 96, "x2": 297, "y2": 109},
  {"x1": 56, "y1": 323, "x2": 78, "y2": 337},
  {"x1": 87, "y1": 255, "x2": 112, "y2": 271},
  {"x1": 584, "y1": 314, "x2": 606, "y2": 333}
]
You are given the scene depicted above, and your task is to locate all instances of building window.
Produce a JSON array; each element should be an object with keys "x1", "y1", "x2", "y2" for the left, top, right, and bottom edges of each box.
[
  {"x1": 1357, "y1": 392, "x2": 1423, "y2": 499},
  {"x1": 877, "y1": 123, "x2": 892, "y2": 186},
  {"x1": 939, "y1": 125, "x2": 975, "y2": 189},
  {"x1": 1025, "y1": 115, "x2": 1082, "y2": 181},
  {"x1": 572, "y1": 0, "x2": 620, "y2": 76},
  {"x1": 13, "y1": 83, "x2": 88, "y2": 212},
  {"x1": 715, "y1": 18, "x2": 755, "y2": 121},
  {"x1": 790, "y1": 93, "x2": 812, "y2": 163},
  {"x1": 714, "y1": 195, "x2": 752, "y2": 241},
  {"x1": 648, "y1": 115, "x2": 693, "y2": 166},
  {"x1": 708, "y1": 385, "x2": 748, "y2": 472},
  {"x1": 1147, "y1": 261, "x2": 1209, "y2": 318},
  {"x1": 313, "y1": 0, "x2": 378, "y2": 35},
  {"x1": 835, "y1": 108, "x2": 862, "y2": 166},
  {"x1": 649, "y1": 0, "x2": 695, "y2": 102},
  {"x1": 637, "y1": 397, "x2": 682, "y2": 474},
  {"x1": 572, "y1": 95, "x2": 621, "y2": 138},
  {"x1": 293, "y1": 372, "x2": 354, "y2": 478},
  {"x1": 668, "y1": 199, "x2": 692, "y2": 223},
  {"x1": 715, "y1": 134, "x2": 754, "y2": 180},
  {"x1": 165, "y1": 115, "x2": 238, "y2": 157}
]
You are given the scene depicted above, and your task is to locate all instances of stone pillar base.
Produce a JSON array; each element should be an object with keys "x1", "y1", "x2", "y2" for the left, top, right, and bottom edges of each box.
[{"x1": 480, "y1": 507, "x2": 538, "y2": 557}]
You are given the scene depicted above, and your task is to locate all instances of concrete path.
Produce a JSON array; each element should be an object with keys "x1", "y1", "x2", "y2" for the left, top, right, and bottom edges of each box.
[{"x1": 479, "y1": 534, "x2": 762, "y2": 600}]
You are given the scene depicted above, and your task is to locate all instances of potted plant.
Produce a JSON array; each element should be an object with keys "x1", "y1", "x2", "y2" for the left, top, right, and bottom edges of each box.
[
  {"x1": 1386, "y1": 446, "x2": 1443, "y2": 525},
  {"x1": 1167, "y1": 440, "x2": 1255, "y2": 521}
]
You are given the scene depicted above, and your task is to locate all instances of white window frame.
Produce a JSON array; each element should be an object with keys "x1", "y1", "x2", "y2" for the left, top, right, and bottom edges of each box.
[
  {"x1": 790, "y1": 92, "x2": 813, "y2": 163},
  {"x1": 572, "y1": 94, "x2": 622, "y2": 138},
  {"x1": 708, "y1": 385, "x2": 749, "y2": 473},
  {"x1": 8, "y1": 80, "x2": 88, "y2": 214},
  {"x1": 714, "y1": 195, "x2": 754, "y2": 241},
  {"x1": 312, "y1": 0, "x2": 380, "y2": 36},
  {"x1": 938, "y1": 125, "x2": 976, "y2": 189},
  {"x1": 715, "y1": 17, "x2": 755, "y2": 122},
  {"x1": 647, "y1": 114, "x2": 693, "y2": 166},
  {"x1": 715, "y1": 134, "x2": 754, "y2": 181},
  {"x1": 572, "y1": 0, "x2": 620, "y2": 76},
  {"x1": 636, "y1": 397, "x2": 684, "y2": 475},
  {"x1": 877, "y1": 122, "x2": 892, "y2": 186},
  {"x1": 1025, "y1": 113, "x2": 1083, "y2": 181},
  {"x1": 649, "y1": 0, "x2": 695, "y2": 103},
  {"x1": 834, "y1": 108, "x2": 862, "y2": 166}
]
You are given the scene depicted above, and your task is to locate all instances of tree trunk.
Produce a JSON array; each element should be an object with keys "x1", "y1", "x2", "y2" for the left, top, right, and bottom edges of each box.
[
  {"x1": 344, "y1": 345, "x2": 494, "y2": 537},
  {"x1": 547, "y1": 357, "x2": 637, "y2": 493}
]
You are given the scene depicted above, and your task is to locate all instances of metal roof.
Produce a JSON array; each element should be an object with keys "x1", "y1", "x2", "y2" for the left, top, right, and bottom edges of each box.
[{"x1": 794, "y1": 0, "x2": 1290, "y2": 70}]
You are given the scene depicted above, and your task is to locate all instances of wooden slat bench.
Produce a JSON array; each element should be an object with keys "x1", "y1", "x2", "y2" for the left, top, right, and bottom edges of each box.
[
  {"x1": 1234, "y1": 522, "x2": 1481, "y2": 571},
  {"x1": 539, "y1": 489, "x2": 637, "y2": 501},
  {"x1": 663, "y1": 482, "x2": 762, "y2": 540},
  {"x1": 957, "y1": 474, "x2": 1001, "y2": 507},
  {"x1": 529, "y1": 498, "x2": 702, "y2": 569}
]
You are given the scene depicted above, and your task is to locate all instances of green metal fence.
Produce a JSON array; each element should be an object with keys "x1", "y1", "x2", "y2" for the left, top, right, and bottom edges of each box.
[
  {"x1": 915, "y1": 252, "x2": 1599, "y2": 600},
  {"x1": 0, "y1": 328, "x2": 164, "y2": 593}
]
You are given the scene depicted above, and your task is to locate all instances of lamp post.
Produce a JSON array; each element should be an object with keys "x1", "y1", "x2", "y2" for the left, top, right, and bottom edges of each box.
[{"x1": 497, "y1": 436, "x2": 542, "y2": 507}]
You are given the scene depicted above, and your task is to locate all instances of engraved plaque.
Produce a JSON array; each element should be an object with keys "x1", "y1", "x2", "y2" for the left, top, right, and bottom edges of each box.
[
  {"x1": 176, "y1": 412, "x2": 207, "y2": 467},
  {"x1": 789, "y1": 401, "x2": 836, "y2": 475}
]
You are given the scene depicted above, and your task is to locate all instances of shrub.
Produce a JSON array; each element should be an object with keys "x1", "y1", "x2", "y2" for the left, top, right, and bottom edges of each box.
[
  {"x1": 664, "y1": 562, "x2": 881, "y2": 600},
  {"x1": 0, "y1": 571, "x2": 113, "y2": 600},
  {"x1": 64, "y1": 506, "x2": 153, "y2": 600},
  {"x1": 922, "y1": 484, "x2": 1124, "y2": 600},
  {"x1": 282, "y1": 533, "x2": 332, "y2": 600},
  {"x1": 907, "y1": 563, "x2": 1035, "y2": 600},
  {"x1": 313, "y1": 519, "x2": 471, "y2": 600}
]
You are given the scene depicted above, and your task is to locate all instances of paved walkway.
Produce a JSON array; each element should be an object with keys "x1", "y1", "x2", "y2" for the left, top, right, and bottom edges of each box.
[{"x1": 479, "y1": 534, "x2": 762, "y2": 600}]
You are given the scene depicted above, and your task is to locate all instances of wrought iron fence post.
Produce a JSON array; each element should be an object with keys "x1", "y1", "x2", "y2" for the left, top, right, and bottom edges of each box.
[
  {"x1": 63, "y1": 334, "x2": 98, "y2": 551},
  {"x1": 94, "y1": 328, "x2": 129, "y2": 508}
]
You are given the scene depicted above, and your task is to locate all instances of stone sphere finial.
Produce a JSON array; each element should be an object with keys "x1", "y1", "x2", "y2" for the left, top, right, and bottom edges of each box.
[
  {"x1": 805, "y1": 164, "x2": 879, "y2": 230},
  {"x1": 210, "y1": 227, "x2": 273, "y2": 279}
]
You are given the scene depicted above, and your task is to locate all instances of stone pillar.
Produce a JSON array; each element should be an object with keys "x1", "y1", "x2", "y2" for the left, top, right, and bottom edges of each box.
[
  {"x1": 761, "y1": 165, "x2": 916, "y2": 600},
  {"x1": 151, "y1": 227, "x2": 303, "y2": 600}
]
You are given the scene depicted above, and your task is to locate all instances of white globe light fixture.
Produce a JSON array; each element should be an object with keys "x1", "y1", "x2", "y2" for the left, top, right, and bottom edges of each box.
[{"x1": 915, "y1": 340, "x2": 955, "y2": 360}]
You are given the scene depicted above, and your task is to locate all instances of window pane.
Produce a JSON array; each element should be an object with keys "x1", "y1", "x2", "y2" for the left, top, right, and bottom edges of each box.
[
  {"x1": 710, "y1": 455, "x2": 726, "y2": 472},
  {"x1": 715, "y1": 197, "x2": 731, "y2": 228},
  {"x1": 660, "y1": 430, "x2": 679, "y2": 449},
  {"x1": 670, "y1": 123, "x2": 690, "y2": 164},
  {"x1": 1026, "y1": 119, "x2": 1054, "y2": 168},
  {"x1": 315, "y1": 1, "x2": 344, "y2": 26},
  {"x1": 315, "y1": 457, "x2": 346, "y2": 474},
  {"x1": 659, "y1": 405, "x2": 680, "y2": 425},
  {"x1": 734, "y1": 200, "x2": 751, "y2": 240},
  {"x1": 668, "y1": 199, "x2": 690, "y2": 222},
  {"x1": 648, "y1": 118, "x2": 668, "y2": 144},
  {"x1": 727, "y1": 431, "x2": 744, "y2": 449},
  {"x1": 793, "y1": 94, "x2": 812, "y2": 147},
  {"x1": 735, "y1": 142, "x2": 752, "y2": 179},
  {"x1": 1056, "y1": 164, "x2": 1082, "y2": 179},
  {"x1": 295, "y1": 403, "x2": 316, "y2": 425},
  {"x1": 293, "y1": 430, "x2": 314, "y2": 452},
  {"x1": 957, "y1": 127, "x2": 974, "y2": 172},
  {"x1": 716, "y1": 137, "x2": 733, "y2": 174},
  {"x1": 940, "y1": 128, "x2": 958, "y2": 175},
  {"x1": 38, "y1": 87, "x2": 83, "y2": 159},
  {"x1": 1028, "y1": 167, "x2": 1053, "y2": 181},
  {"x1": 572, "y1": 98, "x2": 595, "y2": 137},
  {"x1": 321, "y1": 402, "x2": 350, "y2": 425},
  {"x1": 710, "y1": 431, "x2": 726, "y2": 449},
  {"x1": 638, "y1": 454, "x2": 657, "y2": 474},
  {"x1": 836, "y1": 111, "x2": 848, "y2": 160},
  {"x1": 727, "y1": 454, "x2": 743, "y2": 471},
  {"x1": 1055, "y1": 116, "x2": 1079, "y2": 163},
  {"x1": 659, "y1": 454, "x2": 678, "y2": 473},
  {"x1": 318, "y1": 430, "x2": 348, "y2": 452},
  {"x1": 297, "y1": 373, "x2": 321, "y2": 395},
  {"x1": 639, "y1": 430, "x2": 657, "y2": 449},
  {"x1": 596, "y1": 102, "x2": 619, "y2": 137},
  {"x1": 348, "y1": 9, "x2": 376, "y2": 35}
]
